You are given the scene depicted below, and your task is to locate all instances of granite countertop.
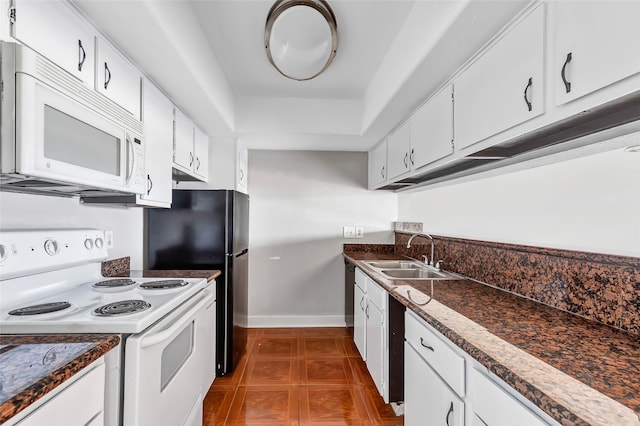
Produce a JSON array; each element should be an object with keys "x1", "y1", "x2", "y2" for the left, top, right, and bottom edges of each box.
[
  {"x1": 344, "y1": 251, "x2": 640, "y2": 426},
  {"x1": 116, "y1": 269, "x2": 221, "y2": 282},
  {"x1": 0, "y1": 334, "x2": 120, "y2": 423}
]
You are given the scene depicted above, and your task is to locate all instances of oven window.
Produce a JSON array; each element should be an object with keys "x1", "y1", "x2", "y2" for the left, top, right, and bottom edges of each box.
[
  {"x1": 44, "y1": 105, "x2": 121, "y2": 176},
  {"x1": 160, "y1": 321, "x2": 194, "y2": 391}
]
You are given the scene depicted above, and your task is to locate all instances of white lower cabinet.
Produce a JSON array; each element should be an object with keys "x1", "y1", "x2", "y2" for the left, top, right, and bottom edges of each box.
[
  {"x1": 353, "y1": 267, "x2": 389, "y2": 401},
  {"x1": 404, "y1": 309, "x2": 555, "y2": 426},
  {"x1": 11, "y1": 360, "x2": 105, "y2": 426},
  {"x1": 405, "y1": 341, "x2": 464, "y2": 426}
]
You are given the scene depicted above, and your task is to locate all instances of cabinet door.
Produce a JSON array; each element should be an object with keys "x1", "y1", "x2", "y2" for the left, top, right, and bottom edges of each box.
[
  {"x1": 404, "y1": 343, "x2": 464, "y2": 426},
  {"x1": 353, "y1": 283, "x2": 367, "y2": 360},
  {"x1": 11, "y1": 0, "x2": 95, "y2": 86},
  {"x1": 141, "y1": 80, "x2": 173, "y2": 205},
  {"x1": 194, "y1": 127, "x2": 209, "y2": 180},
  {"x1": 387, "y1": 121, "x2": 412, "y2": 180},
  {"x1": 237, "y1": 144, "x2": 248, "y2": 192},
  {"x1": 411, "y1": 85, "x2": 454, "y2": 169},
  {"x1": 552, "y1": 1, "x2": 640, "y2": 106},
  {"x1": 365, "y1": 301, "x2": 385, "y2": 398},
  {"x1": 173, "y1": 108, "x2": 194, "y2": 172},
  {"x1": 96, "y1": 39, "x2": 141, "y2": 119},
  {"x1": 455, "y1": 6, "x2": 544, "y2": 150},
  {"x1": 368, "y1": 140, "x2": 387, "y2": 188}
]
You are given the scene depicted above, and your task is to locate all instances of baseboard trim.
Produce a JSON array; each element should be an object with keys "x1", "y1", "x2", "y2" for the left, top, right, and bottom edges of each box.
[{"x1": 247, "y1": 315, "x2": 346, "y2": 328}]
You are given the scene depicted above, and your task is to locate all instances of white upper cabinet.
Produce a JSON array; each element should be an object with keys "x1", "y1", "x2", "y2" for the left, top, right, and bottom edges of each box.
[
  {"x1": 141, "y1": 80, "x2": 173, "y2": 207},
  {"x1": 455, "y1": 5, "x2": 545, "y2": 151},
  {"x1": 237, "y1": 143, "x2": 248, "y2": 193},
  {"x1": 10, "y1": 0, "x2": 95, "y2": 86},
  {"x1": 368, "y1": 140, "x2": 387, "y2": 189},
  {"x1": 173, "y1": 108, "x2": 195, "y2": 172},
  {"x1": 551, "y1": 1, "x2": 640, "y2": 106},
  {"x1": 173, "y1": 108, "x2": 208, "y2": 182},
  {"x1": 387, "y1": 121, "x2": 412, "y2": 180},
  {"x1": 410, "y1": 85, "x2": 454, "y2": 169},
  {"x1": 193, "y1": 127, "x2": 209, "y2": 180},
  {"x1": 96, "y1": 39, "x2": 142, "y2": 119}
]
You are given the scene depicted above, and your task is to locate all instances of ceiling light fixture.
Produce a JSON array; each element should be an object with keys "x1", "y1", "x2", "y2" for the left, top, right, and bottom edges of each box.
[{"x1": 265, "y1": 0, "x2": 338, "y2": 81}]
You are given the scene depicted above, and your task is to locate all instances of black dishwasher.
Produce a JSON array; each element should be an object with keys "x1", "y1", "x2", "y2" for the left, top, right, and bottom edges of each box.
[{"x1": 344, "y1": 260, "x2": 355, "y2": 336}]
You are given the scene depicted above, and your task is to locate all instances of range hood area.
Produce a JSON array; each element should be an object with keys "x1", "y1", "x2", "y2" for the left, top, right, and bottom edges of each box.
[{"x1": 380, "y1": 91, "x2": 640, "y2": 191}]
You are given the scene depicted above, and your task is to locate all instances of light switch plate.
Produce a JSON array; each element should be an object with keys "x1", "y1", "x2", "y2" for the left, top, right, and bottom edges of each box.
[
  {"x1": 355, "y1": 226, "x2": 364, "y2": 239},
  {"x1": 343, "y1": 226, "x2": 355, "y2": 238}
]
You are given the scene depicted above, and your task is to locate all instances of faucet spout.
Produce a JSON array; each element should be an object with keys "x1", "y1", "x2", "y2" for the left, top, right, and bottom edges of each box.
[{"x1": 406, "y1": 233, "x2": 435, "y2": 267}]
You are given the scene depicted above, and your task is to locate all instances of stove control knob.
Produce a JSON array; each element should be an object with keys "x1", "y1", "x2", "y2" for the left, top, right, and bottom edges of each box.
[
  {"x1": 44, "y1": 239, "x2": 59, "y2": 256},
  {"x1": 0, "y1": 244, "x2": 7, "y2": 263},
  {"x1": 95, "y1": 238, "x2": 104, "y2": 249},
  {"x1": 84, "y1": 238, "x2": 94, "y2": 250}
]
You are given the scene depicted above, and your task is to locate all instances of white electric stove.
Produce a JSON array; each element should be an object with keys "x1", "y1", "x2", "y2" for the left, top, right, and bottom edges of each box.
[{"x1": 0, "y1": 229, "x2": 215, "y2": 426}]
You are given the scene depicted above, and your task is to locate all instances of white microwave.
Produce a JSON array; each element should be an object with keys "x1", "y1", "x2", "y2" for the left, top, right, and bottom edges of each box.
[{"x1": 0, "y1": 42, "x2": 146, "y2": 197}]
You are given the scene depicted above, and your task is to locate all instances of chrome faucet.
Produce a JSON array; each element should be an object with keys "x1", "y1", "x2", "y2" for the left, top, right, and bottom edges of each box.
[{"x1": 406, "y1": 233, "x2": 435, "y2": 267}]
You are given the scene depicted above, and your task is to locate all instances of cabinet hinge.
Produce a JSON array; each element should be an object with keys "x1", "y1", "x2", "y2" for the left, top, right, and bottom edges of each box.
[{"x1": 8, "y1": 6, "x2": 16, "y2": 24}]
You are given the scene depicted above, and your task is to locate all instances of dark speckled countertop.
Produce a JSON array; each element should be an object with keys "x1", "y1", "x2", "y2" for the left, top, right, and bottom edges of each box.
[
  {"x1": 344, "y1": 251, "x2": 640, "y2": 426},
  {"x1": 0, "y1": 334, "x2": 120, "y2": 423}
]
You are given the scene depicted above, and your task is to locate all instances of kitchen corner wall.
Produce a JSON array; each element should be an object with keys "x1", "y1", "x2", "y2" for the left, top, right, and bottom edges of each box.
[
  {"x1": 248, "y1": 150, "x2": 397, "y2": 327},
  {"x1": 0, "y1": 192, "x2": 143, "y2": 269},
  {"x1": 398, "y1": 148, "x2": 640, "y2": 258}
]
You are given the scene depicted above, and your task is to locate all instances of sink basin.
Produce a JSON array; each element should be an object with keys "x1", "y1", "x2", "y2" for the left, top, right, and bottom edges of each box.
[
  {"x1": 380, "y1": 268, "x2": 455, "y2": 280},
  {"x1": 365, "y1": 260, "x2": 423, "y2": 269}
]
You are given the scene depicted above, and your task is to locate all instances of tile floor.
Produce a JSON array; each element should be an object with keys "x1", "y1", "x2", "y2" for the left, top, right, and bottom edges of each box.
[{"x1": 203, "y1": 327, "x2": 404, "y2": 425}]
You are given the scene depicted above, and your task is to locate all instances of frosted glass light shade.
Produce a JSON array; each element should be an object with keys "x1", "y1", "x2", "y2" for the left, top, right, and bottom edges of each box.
[{"x1": 265, "y1": 0, "x2": 337, "y2": 81}]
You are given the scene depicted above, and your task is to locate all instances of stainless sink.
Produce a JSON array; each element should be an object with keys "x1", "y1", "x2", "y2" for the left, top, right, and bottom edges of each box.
[
  {"x1": 365, "y1": 260, "x2": 423, "y2": 269},
  {"x1": 380, "y1": 269, "x2": 452, "y2": 279}
]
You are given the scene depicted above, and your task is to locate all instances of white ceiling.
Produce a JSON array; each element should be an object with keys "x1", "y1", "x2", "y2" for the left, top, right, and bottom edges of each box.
[{"x1": 72, "y1": 0, "x2": 530, "y2": 151}]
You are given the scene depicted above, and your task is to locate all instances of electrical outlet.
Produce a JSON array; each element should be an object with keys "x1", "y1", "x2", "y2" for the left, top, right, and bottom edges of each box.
[
  {"x1": 104, "y1": 231, "x2": 114, "y2": 249},
  {"x1": 343, "y1": 226, "x2": 356, "y2": 238},
  {"x1": 355, "y1": 226, "x2": 364, "y2": 239}
]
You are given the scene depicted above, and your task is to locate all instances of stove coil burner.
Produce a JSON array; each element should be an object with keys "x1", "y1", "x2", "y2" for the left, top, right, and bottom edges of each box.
[
  {"x1": 9, "y1": 301, "x2": 71, "y2": 316},
  {"x1": 139, "y1": 279, "x2": 189, "y2": 290},
  {"x1": 94, "y1": 300, "x2": 151, "y2": 317},
  {"x1": 93, "y1": 278, "x2": 137, "y2": 289}
]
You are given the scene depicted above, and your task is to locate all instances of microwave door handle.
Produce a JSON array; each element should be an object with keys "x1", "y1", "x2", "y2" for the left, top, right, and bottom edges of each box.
[
  {"x1": 125, "y1": 135, "x2": 135, "y2": 185},
  {"x1": 140, "y1": 290, "x2": 213, "y2": 348}
]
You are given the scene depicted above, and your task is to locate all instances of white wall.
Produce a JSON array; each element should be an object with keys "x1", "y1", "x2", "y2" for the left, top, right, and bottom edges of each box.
[
  {"x1": 0, "y1": 192, "x2": 144, "y2": 268},
  {"x1": 248, "y1": 150, "x2": 397, "y2": 327},
  {"x1": 398, "y1": 148, "x2": 640, "y2": 257}
]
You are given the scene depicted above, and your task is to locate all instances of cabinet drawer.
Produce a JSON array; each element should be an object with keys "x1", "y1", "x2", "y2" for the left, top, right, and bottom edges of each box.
[
  {"x1": 366, "y1": 278, "x2": 386, "y2": 311},
  {"x1": 405, "y1": 310, "x2": 465, "y2": 397},
  {"x1": 470, "y1": 368, "x2": 547, "y2": 426}
]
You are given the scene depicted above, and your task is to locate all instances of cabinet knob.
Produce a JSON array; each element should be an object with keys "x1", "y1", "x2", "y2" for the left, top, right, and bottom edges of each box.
[
  {"x1": 403, "y1": 152, "x2": 408, "y2": 168},
  {"x1": 381, "y1": 166, "x2": 385, "y2": 179},
  {"x1": 561, "y1": 52, "x2": 572, "y2": 93},
  {"x1": 196, "y1": 157, "x2": 201, "y2": 170},
  {"x1": 189, "y1": 152, "x2": 194, "y2": 167},
  {"x1": 147, "y1": 174, "x2": 153, "y2": 195}
]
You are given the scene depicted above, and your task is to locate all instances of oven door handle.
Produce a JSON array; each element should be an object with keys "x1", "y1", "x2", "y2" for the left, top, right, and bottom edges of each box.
[{"x1": 140, "y1": 290, "x2": 214, "y2": 349}]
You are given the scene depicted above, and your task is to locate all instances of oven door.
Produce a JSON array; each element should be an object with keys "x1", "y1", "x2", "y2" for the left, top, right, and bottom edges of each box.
[{"x1": 123, "y1": 289, "x2": 214, "y2": 426}]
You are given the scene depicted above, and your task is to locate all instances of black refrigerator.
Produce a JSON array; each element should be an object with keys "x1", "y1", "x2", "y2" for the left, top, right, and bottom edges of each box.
[{"x1": 144, "y1": 189, "x2": 249, "y2": 376}]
